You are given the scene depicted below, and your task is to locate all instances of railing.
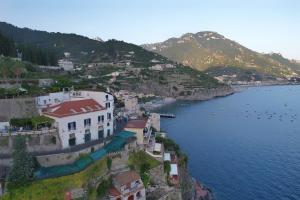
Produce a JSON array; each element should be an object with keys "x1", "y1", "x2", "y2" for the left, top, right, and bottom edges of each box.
[
  {"x1": 0, "y1": 128, "x2": 58, "y2": 136},
  {"x1": 122, "y1": 184, "x2": 144, "y2": 195}
]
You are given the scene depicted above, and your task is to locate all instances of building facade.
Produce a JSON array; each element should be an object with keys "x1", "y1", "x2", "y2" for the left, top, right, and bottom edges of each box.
[
  {"x1": 41, "y1": 91, "x2": 114, "y2": 149},
  {"x1": 124, "y1": 119, "x2": 152, "y2": 145}
]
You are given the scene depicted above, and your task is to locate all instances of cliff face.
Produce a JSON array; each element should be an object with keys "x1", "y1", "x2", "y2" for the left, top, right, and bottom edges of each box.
[
  {"x1": 130, "y1": 80, "x2": 234, "y2": 101},
  {"x1": 176, "y1": 85, "x2": 234, "y2": 100}
]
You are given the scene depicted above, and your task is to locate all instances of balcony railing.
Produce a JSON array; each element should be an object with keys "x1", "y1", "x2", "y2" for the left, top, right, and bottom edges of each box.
[{"x1": 0, "y1": 128, "x2": 58, "y2": 136}]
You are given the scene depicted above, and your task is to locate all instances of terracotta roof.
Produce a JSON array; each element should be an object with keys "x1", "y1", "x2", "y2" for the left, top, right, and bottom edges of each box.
[
  {"x1": 114, "y1": 171, "x2": 141, "y2": 186},
  {"x1": 108, "y1": 187, "x2": 121, "y2": 197},
  {"x1": 124, "y1": 119, "x2": 147, "y2": 129},
  {"x1": 43, "y1": 99, "x2": 105, "y2": 118}
]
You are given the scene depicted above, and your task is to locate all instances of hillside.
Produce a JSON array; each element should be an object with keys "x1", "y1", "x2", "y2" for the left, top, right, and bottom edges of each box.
[
  {"x1": 0, "y1": 22, "x2": 170, "y2": 66},
  {"x1": 142, "y1": 32, "x2": 300, "y2": 81},
  {"x1": 0, "y1": 22, "x2": 233, "y2": 100}
]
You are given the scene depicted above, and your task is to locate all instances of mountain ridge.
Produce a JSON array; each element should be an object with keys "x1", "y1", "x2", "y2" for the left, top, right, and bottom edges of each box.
[
  {"x1": 142, "y1": 31, "x2": 300, "y2": 81},
  {"x1": 0, "y1": 21, "x2": 233, "y2": 100}
]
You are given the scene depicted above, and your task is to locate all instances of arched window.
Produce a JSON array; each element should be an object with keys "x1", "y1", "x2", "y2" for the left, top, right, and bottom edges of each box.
[{"x1": 128, "y1": 194, "x2": 134, "y2": 200}]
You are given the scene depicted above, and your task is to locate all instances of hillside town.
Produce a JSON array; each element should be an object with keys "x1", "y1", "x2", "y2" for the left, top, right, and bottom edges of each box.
[{"x1": 0, "y1": 87, "x2": 211, "y2": 200}]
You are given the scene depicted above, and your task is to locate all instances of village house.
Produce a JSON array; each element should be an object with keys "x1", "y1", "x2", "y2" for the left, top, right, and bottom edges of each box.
[
  {"x1": 58, "y1": 59, "x2": 74, "y2": 71},
  {"x1": 38, "y1": 79, "x2": 54, "y2": 87},
  {"x1": 149, "y1": 64, "x2": 163, "y2": 71},
  {"x1": 124, "y1": 119, "x2": 151, "y2": 145},
  {"x1": 108, "y1": 171, "x2": 146, "y2": 200},
  {"x1": 39, "y1": 90, "x2": 114, "y2": 148}
]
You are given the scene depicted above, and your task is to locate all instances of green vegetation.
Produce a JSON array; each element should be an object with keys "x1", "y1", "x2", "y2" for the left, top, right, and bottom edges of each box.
[
  {"x1": 1, "y1": 158, "x2": 108, "y2": 200},
  {"x1": 96, "y1": 177, "x2": 112, "y2": 198},
  {"x1": 106, "y1": 157, "x2": 112, "y2": 170},
  {"x1": 156, "y1": 136, "x2": 180, "y2": 156},
  {"x1": 0, "y1": 22, "x2": 227, "y2": 100},
  {"x1": 128, "y1": 151, "x2": 160, "y2": 171},
  {"x1": 7, "y1": 136, "x2": 35, "y2": 188},
  {"x1": 164, "y1": 161, "x2": 171, "y2": 175},
  {"x1": 128, "y1": 151, "x2": 160, "y2": 187},
  {"x1": 0, "y1": 32, "x2": 57, "y2": 66},
  {"x1": 10, "y1": 116, "x2": 54, "y2": 130}
]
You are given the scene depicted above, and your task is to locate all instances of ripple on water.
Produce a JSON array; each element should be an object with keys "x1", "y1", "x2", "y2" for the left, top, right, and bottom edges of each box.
[{"x1": 159, "y1": 85, "x2": 300, "y2": 200}]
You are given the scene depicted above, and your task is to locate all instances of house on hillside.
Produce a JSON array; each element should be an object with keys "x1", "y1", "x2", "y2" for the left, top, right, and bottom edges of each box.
[
  {"x1": 124, "y1": 119, "x2": 151, "y2": 145},
  {"x1": 108, "y1": 170, "x2": 146, "y2": 200},
  {"x1": 58, "y1": 59, "x2": 74, "y2": 71},
  {"x1": 41, "y1": 90, "x2": 114, "y2": 148}
]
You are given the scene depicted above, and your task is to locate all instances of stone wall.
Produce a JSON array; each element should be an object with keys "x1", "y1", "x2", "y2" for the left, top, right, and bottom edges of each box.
[
  {"x1": 36, "y1": 142, "x2": 105, "y2": 167},
  {"x1": 0, "y1": 130, "x2": 61, "y2": 154},
  {"x1": 0, "y1": 97, "x2": 39, "y2": 120}
]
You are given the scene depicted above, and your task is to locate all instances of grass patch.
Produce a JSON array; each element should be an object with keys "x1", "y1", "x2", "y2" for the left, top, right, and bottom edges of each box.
[
  {"x1": 128, "y1": 151, "x2": 160, "y2": 187},
  {"x1": 128, "y1": 151, "x2": 160, "y2": 172},
  {"x1": 1, "y1": 158, "x2": 108, "y2": 200}
]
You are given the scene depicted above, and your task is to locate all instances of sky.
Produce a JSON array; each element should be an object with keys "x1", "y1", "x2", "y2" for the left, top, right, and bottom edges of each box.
[{"x1": 0, "y1": 0, "x2": 299, "y2": 59}]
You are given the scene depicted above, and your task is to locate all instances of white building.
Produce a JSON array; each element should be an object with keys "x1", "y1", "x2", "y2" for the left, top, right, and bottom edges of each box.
[
  {"x1": 109, "y1": 171, "x2": 146, "y2": 200},
  {"x1": 149, "y1": 64, "x2": 163, "y2": 71},
  {"x1": 40, "y1": 91, "x2": 114, "y2": 149},
  {"x1": 58, "y1": 59, "x2": 74, "y2": 71}
]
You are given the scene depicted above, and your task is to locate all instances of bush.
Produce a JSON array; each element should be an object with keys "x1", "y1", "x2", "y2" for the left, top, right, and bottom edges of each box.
[
  {"x1": 140, "y1": 163, "x2": 150, "y2": 174},
  {"x1": 8, "y1": 136, "x2": 35, "y2": 188},
  {"x1": 96, "y1": 178, "x2": 111, "y2": 198},
  {"x1": 141, "y1": 173, "x2": 150, "y2": 187},
  {"x1": 106, "y1": 157, "x2": 112, "y2": 170},
  {"x1": 164, "y1": 161, "x2": 171, "y2": 175},
  {"x1": 156, "y1": 136, "x2": 180, "y2": 156}
]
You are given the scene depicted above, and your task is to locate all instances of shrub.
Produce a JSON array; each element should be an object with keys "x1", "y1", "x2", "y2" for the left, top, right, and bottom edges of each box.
[
  {"x1": 8, "y1": 136, "x2": 35, "y2": 188},
  {"x1": 96, "y1": 178, "x2": 112, "y2": 198}
]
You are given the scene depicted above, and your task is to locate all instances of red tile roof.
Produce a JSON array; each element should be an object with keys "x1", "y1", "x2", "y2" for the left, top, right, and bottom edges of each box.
[
  {"x1": 114, "y1": 171, "x2": 141, "y2": 186},
  {"x1": 124, "y1": 119, "x2": 147, "y2": 129},
  {"x1": 108, "y1": 187, "x2": 121, "y2": 197},
  {"x1": 43, "y1": 99, "x2": 105, "y2": 118}
]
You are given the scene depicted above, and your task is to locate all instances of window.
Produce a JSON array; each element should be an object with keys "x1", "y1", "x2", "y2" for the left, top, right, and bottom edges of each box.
[
  {"x1": 105, "y1": 94, "x2": 109, "y2": 100},
  {"x1": 98, "y1": 115, "x2": 104, "y2": 123},
  {"x1": 84, "y1": 118, "x2": 91, "y2": 127},
  {"x1": 84, "y1": 130, "x2": 91, "y2": 143},
  {"x1": 69, "y1": 133, "x2": 76, "y2": 146},
  {"x1": 107, "y1": 122, "x2": 110, "y2": 126},
  {"x1": 68, "y1": 122, "x2": 76, "y2": 131},
  {"x1": 105, "y1": 102, "x2": 110, "y2": 108},
  {"x1": 107, "y1": 129, "x2": 111, "y2": 137},
  {"x1": 107, "y1": 113, "x2": 112, "y2": 120},
  {"x1": 98, "y1": 129, "x2": 104, "y2": 139}
]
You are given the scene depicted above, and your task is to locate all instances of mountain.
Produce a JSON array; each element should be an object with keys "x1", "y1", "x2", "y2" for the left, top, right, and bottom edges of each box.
[
  {"x1": 142, "y1": 32, "x2": 300, "y2": 81},
  {"x1": 0, "y1": 22, "x2": 233, "y2": 100}
]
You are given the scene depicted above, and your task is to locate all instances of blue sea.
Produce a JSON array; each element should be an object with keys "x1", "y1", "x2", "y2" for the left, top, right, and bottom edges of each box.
[{"x1": 158, "y1": 85, "x2": 300, "y2": 200}]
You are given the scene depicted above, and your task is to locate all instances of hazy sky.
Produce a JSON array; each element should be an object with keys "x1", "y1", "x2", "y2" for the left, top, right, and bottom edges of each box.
[{"x1": 0, "y1": 0, "x2": 299, "y2": 59}]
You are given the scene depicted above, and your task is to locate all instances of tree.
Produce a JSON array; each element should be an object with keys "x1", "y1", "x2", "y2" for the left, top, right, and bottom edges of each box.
[
  {"x1": 106, "y1": 157, "x2": 112, "y2": 170},
  {"x1": 8, "y1": 136, "x2": 35, "y2": 187},
  {"x1": 96, "y1": 177, "x2": 112, "y2": 198},
  {"x1": 164, "y1": 161, "x2": 171, "y2": 175},
  {"x1": 140, "y1": 163, "x2": 150, "y2": 174}
]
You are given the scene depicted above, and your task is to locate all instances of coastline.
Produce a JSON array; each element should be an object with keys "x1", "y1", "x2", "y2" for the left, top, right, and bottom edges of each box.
[{"x1": 142, "y1": 85, "x2": 234, "y2": 111}]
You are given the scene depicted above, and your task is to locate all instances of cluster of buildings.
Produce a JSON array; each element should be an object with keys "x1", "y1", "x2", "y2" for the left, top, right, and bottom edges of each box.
[
  {"x1": 0, "y1": 84, "x2": 180, "y2": 199},
  {"x1": 149, "y1": 63, "x2": 176, "y2": 71},
  {"x1": 164, "y1": 152, "x2": 179, "y2": 185}
]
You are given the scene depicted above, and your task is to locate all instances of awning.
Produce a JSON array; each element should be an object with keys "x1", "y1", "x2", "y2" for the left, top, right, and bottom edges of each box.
[{"x1": 170, "y1": 164, "x2": 178, "y2": 176}]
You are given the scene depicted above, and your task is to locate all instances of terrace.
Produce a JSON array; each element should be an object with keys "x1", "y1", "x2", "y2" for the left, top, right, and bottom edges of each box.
[{"x1": 0, "y1": 116, "x2": 56, "y2": 136}]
